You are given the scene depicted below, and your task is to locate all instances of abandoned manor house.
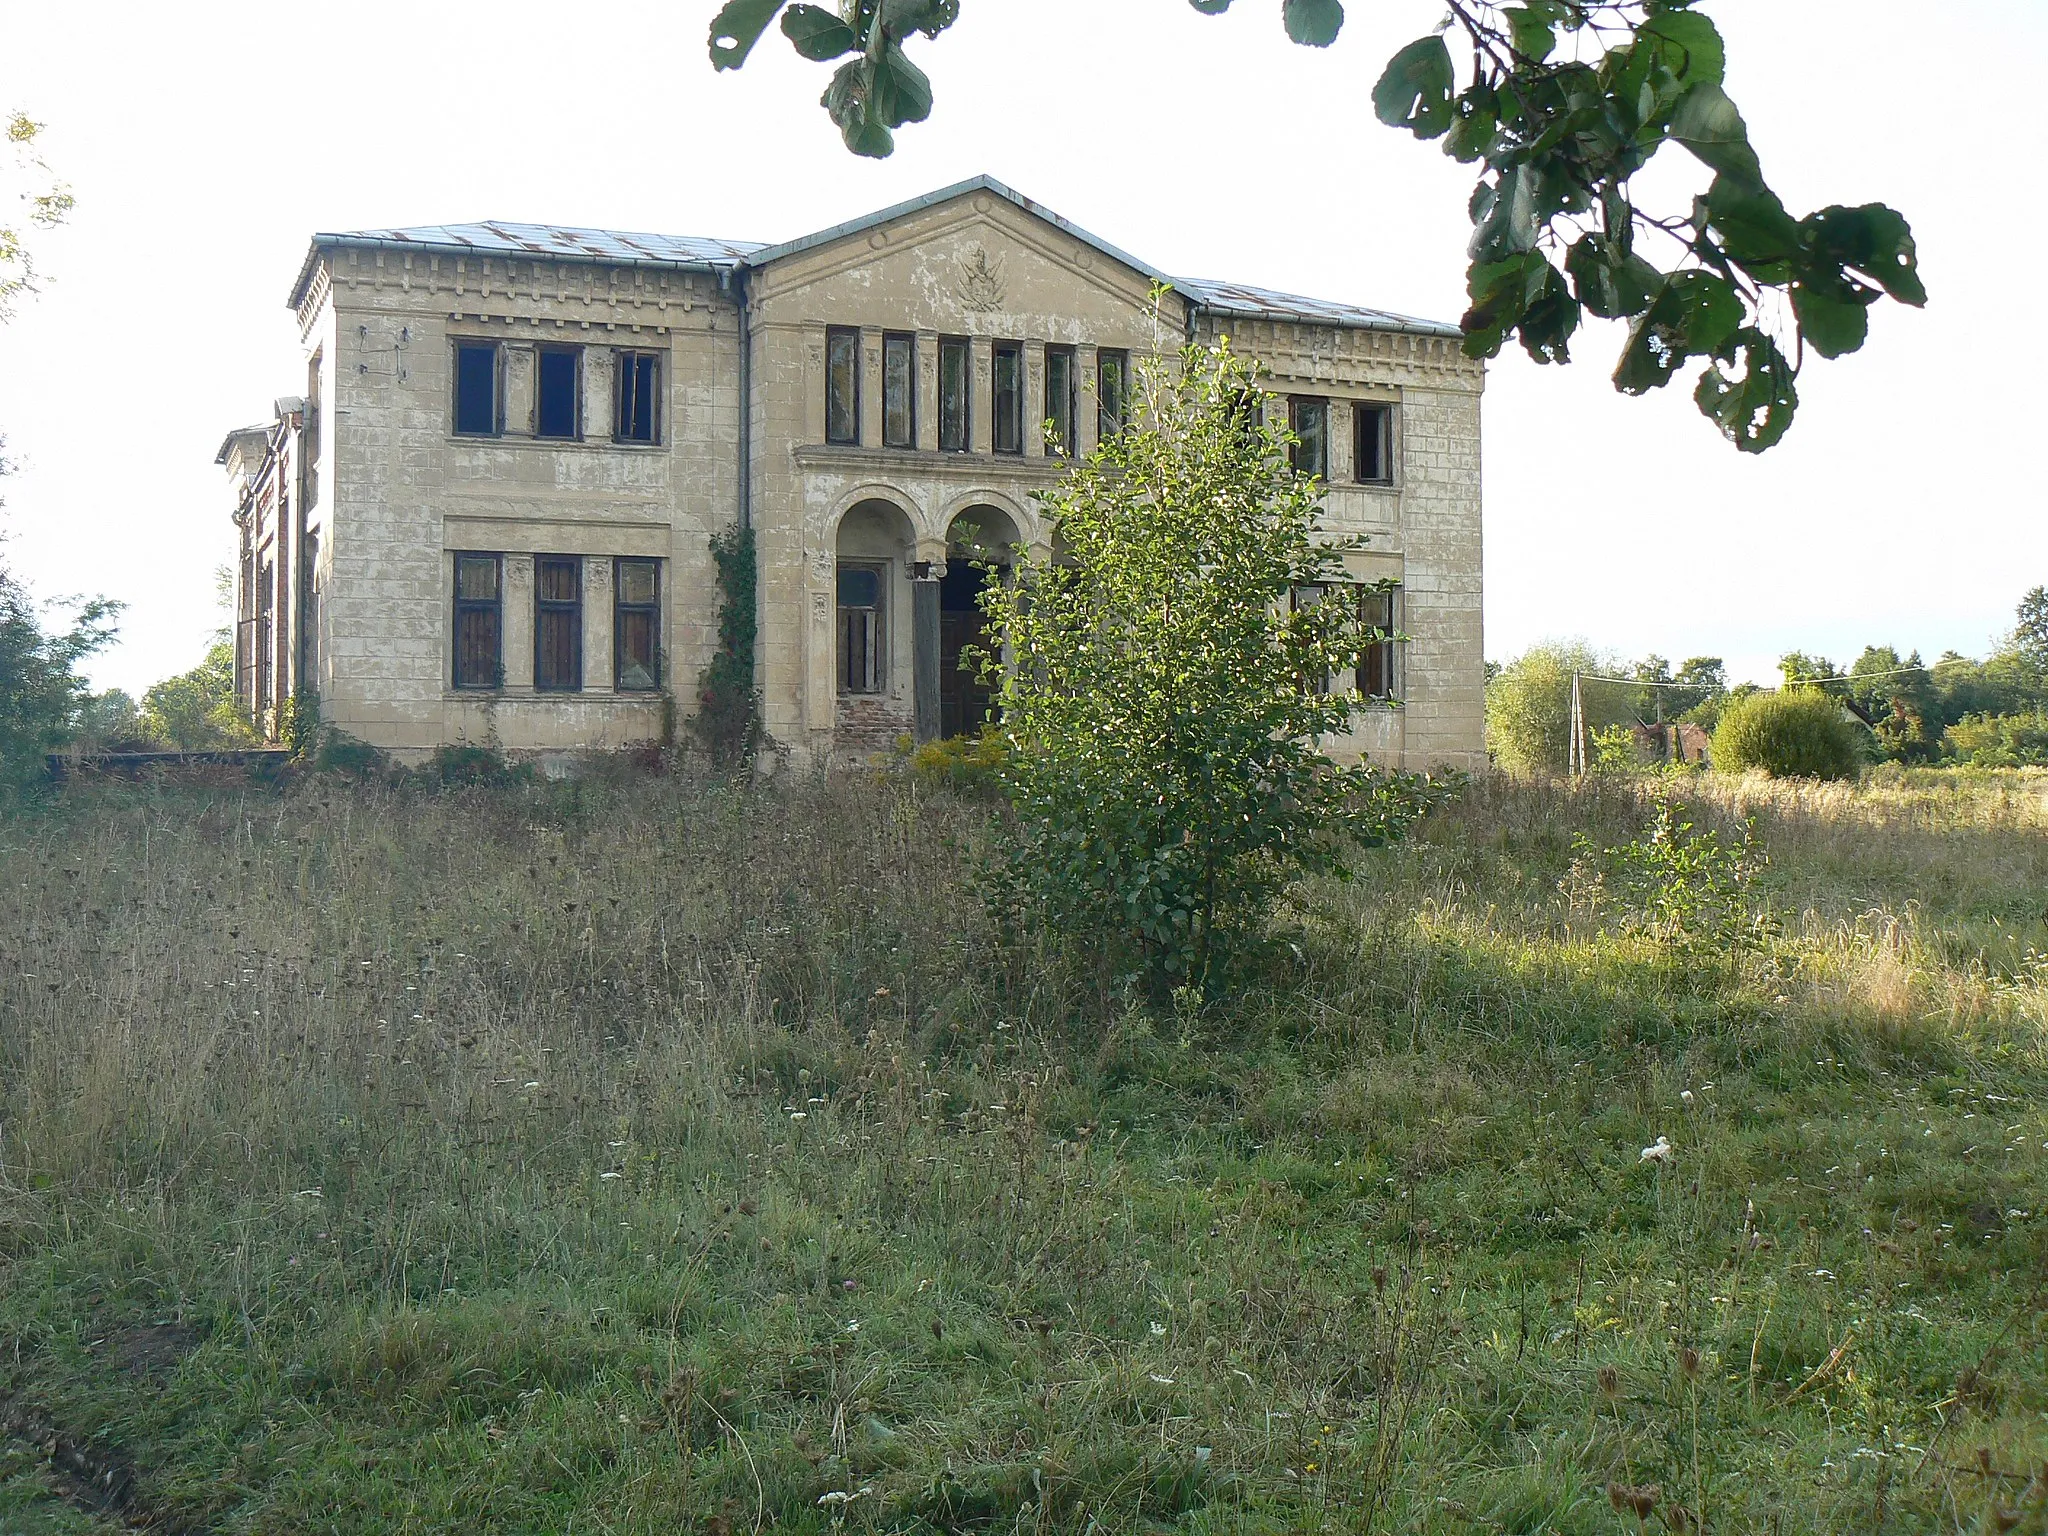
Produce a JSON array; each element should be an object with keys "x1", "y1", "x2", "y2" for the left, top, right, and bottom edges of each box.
[{"x1": 218, "y1": 175, "x2": 1485, "y2": 769}]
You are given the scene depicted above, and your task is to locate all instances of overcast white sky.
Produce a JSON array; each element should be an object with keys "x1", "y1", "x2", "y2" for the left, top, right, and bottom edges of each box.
[{"x1": 0, "y1": 1, "x2": 2041, "y2": 696}]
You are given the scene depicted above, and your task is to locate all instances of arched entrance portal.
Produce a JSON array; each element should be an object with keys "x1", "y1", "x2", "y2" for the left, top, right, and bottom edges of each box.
[
  {"x1": 833, "y1": 497, "x2": 918, "y2": 749},
  {"x1": 940, "y1": 505, "x2": 1021, "y2": 739}
]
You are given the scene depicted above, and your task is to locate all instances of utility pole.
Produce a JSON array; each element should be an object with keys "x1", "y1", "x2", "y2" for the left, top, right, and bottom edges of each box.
[{"x1": 1569, "y1": 671, "x2": 1584, "y2": 777}]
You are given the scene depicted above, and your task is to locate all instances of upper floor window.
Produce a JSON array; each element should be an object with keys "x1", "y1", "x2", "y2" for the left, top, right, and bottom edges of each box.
[
  {"x1": 1044, "y1": 345, "x2": 1076, "y2": 456},
  {"x1": 991, "y1": 342, "x2": 1024, "y2": 455},
  {"x1": 883, "y1": 332, "x2": 916, "y2": 449},
  {"x1": 454, "y1": 342, "x2": 500, "y2": 436},
  {"x1": 1354, "y1": 402, "x2": 1393, "y2": 484},
  {"x1": 452, "y1": 552, "x2": 503, "y2": 689},
  {"x1": 615, "y1": 558, "x2": 661, "y2": 690},
  {"x1": 535, "y1": 555, "x2": 583, "y2": 691},
  {"x1": 1097, "y1": 349, "x2": 1129, "y2": 441},
  {"x1": 616, "y1": 351, "x2": 661, "y2": 444},
  {"x1": 938, "y1": 337, "x2": 971, "y2": 452},
  {"x1": 1289, "y1": 397, "x2": 1328, "y2": 481},
  {"x1": 825, "y1": 327, "x2": 860, "y2": 445},
  {"x1": 535, "y1": 346, "x2": 581, "y2": 440}
]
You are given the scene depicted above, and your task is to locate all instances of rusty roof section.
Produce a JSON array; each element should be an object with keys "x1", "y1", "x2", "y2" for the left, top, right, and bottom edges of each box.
[{"x1": 1174, "y1": 277, "x2": 1460, "y2": 339}]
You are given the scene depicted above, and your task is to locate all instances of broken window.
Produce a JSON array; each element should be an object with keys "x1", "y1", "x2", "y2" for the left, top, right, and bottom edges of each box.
[
  {"x1": 535, "y1": 555, "x2": 583, "y2": 691},
  {"x1": 939, "y1": 337, "x2": 971, "y2": 451},
  {"x1": 1043, "y1": 344, "x2": 1076, "y2": 456},
  {"x1": 1358, "y1": 585, "x2": 1399, "y2": 700},
  {"x1": 1097, "y1": 348, "x2": 1129, "y2": 441},
  {"x1": 825, "y1": 327, "x2": 860, "y2": 445},
  {"x1": 535, "y1": 346, "x2": 581, "y2": 440},
  {"x1": 452, "y1": 552, "x2": 503, "y2": 689},
  {"x1": 1289, "y1": 397, "x2": 1329, "y2": 481},
  {"x1": 882, "y1": 332, "x2": 915, "y2": 449},
  {"x1": 837, "y1": 562, "x2": 885, "y2": 693},
  {"x1": 991, "y1": 342, "x2": 1024, "y2": 455},
  {"x1": 454, "y1": 342, "x2": 500, "y2": 436},
  {"x1": 255, "y1": 558, "x2": 275, "y2": 710},
  {"x1": 1354, "y1": 402, "x2": 1393, "y2": 484},
  {"x1": 615, "y1": 351, "x2": 661, "y2": 444},
  {"x1": 614, "y1": 558, "x2": 661, "y2": 690}
]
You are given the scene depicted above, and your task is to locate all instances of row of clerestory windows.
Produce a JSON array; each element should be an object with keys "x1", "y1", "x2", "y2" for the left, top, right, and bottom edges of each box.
[
  {"x1": 825, "y1": 329, "x2": 1129, "y2": 457},
  {"x1": 451, "y1": 553, "x2": 663, "y2": 693}
]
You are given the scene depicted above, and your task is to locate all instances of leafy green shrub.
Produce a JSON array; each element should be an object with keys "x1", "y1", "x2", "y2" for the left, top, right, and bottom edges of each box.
[
  {"x1": 908, "y1": 730, "x2": 1008, "y2": 796},
  {"x1": 428, "y1": 743, "x2": 530, "y2": 787},
  {"x1": 1711, "y1": 688, "x2": 1862, "y2": 779},
  {"x1": 310, "y1": 730, "x2": 386, "y2": 779},
  {"x1": 1944, "y1": 709, "x2": 2048, "y2": 767},
  {"x1": 690, "y1": 523, "x2": 759, "y2": 770},
  {"x1": 1563, "y1": 796, "x2": 1771, "y2": 957}
]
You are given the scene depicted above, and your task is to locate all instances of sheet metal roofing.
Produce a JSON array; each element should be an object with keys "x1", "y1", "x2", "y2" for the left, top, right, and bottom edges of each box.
[{"x1": 298, "y1": 180, "x2": 1457, "y2": 335}]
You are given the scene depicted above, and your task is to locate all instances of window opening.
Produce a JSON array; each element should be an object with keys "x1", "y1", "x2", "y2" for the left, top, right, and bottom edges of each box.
[
  {"x1": 991, "y1": 342, "x2": 1024, "y2": 455},
  {"x1": 837, "y1": 563, "x2": 884, "y2": 693},
  {"x1": 826, "y1": 327, "x2": 860, "y2": 445},
  {"x1": 616, "y1": 351, "x2": 661, "y2": 444},
  {"x1": 1043, "y1": 345, "x2": 1076, "y2": 456},
  {"x1": 535, "y1": 347, "x2": 581, "y2": 440},
  {"x1": 939, "y1": 337, "x2": 971, "y2": 451},
  {"x1": 452, "y1": 553, "x2": 503, "y2": 689},
  {"x1": 535, "y1": 555, "x2": 583, "y2": 691},
  {"x1": 1358, "y1": 585, "x2": 1399, "y2": 699},
  {"x1": 1097, "y1": 348, "x2": 1129, "y2": 441},
  {"x1": 882, "y1": 333, "x2": 915, "y2": 448},
  {"x1": 453, "y1": 342, "x2": 499, "y2": 436},
  {"x1": 1289, "y1": 397, "x2": 1328, "y2": 481},
  {"x1": 615, "y1": 558, "x2": 661, "y2": 690},
  {"x1": 1354, "y1": 402, "x2": 1392, "y2": 484}
]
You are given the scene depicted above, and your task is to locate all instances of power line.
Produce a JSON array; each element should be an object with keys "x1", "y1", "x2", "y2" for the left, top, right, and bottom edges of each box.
[{"x1": 1574, "y1": 663, "x2": 1935, "y2": 690}]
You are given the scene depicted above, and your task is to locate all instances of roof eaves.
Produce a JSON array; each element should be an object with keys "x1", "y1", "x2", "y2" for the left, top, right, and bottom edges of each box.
[{"x1": 1176, "y1": 277, "x2": 1462, "y2": 339}]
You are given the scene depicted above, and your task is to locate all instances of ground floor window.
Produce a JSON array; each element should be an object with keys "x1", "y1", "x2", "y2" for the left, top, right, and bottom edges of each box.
[
  {"x1": 615, "y1": 558, "x2": 661, "y2": 691},
  {"x1": 838, "y1": 562, "x2": 885, "y2": 694},
  {"x1": 453, "y1": 552, "x2": 503, "y2": 689},
  {"x1": 1358, "y1": 585, "x2": 1399, "y2": 700},
  {"x1": 535, "y1": 555, "x2": 583, "y2": 692}
]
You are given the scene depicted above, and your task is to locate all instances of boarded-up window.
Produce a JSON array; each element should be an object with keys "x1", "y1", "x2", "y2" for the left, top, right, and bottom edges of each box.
[
  {"x1": 991, "y1": 342, "x2": 1024, "y2": 455},
  {"x1": 454, "y1": 342, "x2": 499, "y2": 436},
  {"x1": 536, "y1": 347, "x2": 581, "y2": 439},
  {"x1": 1097, "y1": 348, "x2": 1129, "y2": 441},
  {"x1": 939, "y1": 337, "x2": 971, "y2": 451},
  {"x1": 826, "y1": 328, "x2": 860, "y2": 445},
  {"x1": 1354, "y1": 402, "x2": 1392, "y2": 484},
  {"x1": 1289, "y1": 397, "x2": 1328, "y2": 481},
  {"x1": 882, "y1": 332, "x2": 915, "y2": 448},
  {"x1": 452, "y1": 553, "x2": 502, "y2": 689},
  {"x1": 535, "y1": 556, "x2": 583, "y2": 692},
  {"x1": 1358, "y1": 585, "x2": 1399, "y2": 700},
  {"x1": 616, "y1": 351, "x2": 661, "y2": 444},
  {"x1": 615, "y1": 558, "x2": 660, "y2": 690},
  {"x1": 1044, "y1": 345, "x2": 1076, "y2": 456},
  {"x1": 838, "y1": 563, "x2": 884, "y2": 694}
]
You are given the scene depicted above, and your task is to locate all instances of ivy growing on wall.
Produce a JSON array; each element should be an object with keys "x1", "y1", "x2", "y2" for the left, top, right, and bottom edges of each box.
[{"x1": 692, "y1": 523, "x2": 760, "y2": 769}]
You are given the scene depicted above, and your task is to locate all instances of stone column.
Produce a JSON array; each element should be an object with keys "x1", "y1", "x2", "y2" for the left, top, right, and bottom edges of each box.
[
  {"x1": 915, "y1": 329, "x2": 939, "y2": 452},
  {"x1": 584, "y1": 556, "x2": 614, "y2": 692},
  {"x1": 503, "y1": 342, "x2": 536, "y2": 438},
  {"x1": 805, "y1": 548, "x2": 836, "y2": 731},
  {"x1": 584, "y1": 345, "x2": 614, "y2": 445},
  {"x1": 1329, "y1": 396, "x2": 1352, "y2": 487},
  {"x1": 1023, "y1": 340, "x2": 1046, "y2": 458},
  {"x1": 1075, "y1": 344, "x2": 1099, "y2": 459},
  {"x1": 802, "y1": 323, "x2": 827, "y2": 445},
  {"x1": 859, "y1": 326, "x2": 883, "y2": 449},
  {"x1": 912, "y1": 567, "x2": 942, "y2": 743},
  {"x1": 970, "y1": 337, "x2": 993, "y2": 455},
  {"x1": 503, "y1": 554, "x2": 535, "y2": 694}
]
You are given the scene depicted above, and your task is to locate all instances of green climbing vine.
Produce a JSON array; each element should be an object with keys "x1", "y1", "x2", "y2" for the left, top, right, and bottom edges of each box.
[{"x1": 691, "y1": 522, "x2": 760, "y2": 769}]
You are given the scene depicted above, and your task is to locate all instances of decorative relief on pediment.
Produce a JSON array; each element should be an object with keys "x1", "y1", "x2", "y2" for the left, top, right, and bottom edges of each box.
[{"x1": 957, "y1": 246, "x2": 1007, "y2": 313}]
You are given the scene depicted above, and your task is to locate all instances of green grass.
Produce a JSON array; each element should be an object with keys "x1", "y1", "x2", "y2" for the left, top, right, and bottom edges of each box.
[{"x1": 1, "y1": 766, "x2": 2044, "y2": 1534}]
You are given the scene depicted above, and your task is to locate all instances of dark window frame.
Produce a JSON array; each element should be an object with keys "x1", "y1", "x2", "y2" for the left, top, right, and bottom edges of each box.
[
  {"x1": 614, "y1": 350, "x2": 662, "y2": 445},
  {"x1": 534, "y1": 345, "x2": 583, "y2": 441},
  {"x1": 837, "y1": 561, "x2": 886, "y2": 695},
  {"x1": 938, "y1": 336, "x2": 972, "y2": 451},
  {"x1": 452, "y1": 552, "x2": 504, "y2": 691},
  {"x1": 453, "y1": 340, "x2": 502, "y2": 437},
  {"x1": 1097, "y1": 348, "x2": 1129, "y2": 442},
  {"x1": 614, "y1": 557, "x2": 662, "y2": 691},
  {"x1": 534, "y1": 554, "x2": 584, "y2": 693},
  {"x1": 1043, "y1": 344, "x2": 1077, "y2": 456},
  {"x1": 825, "y1": 327, "x2": 861, "y2": 446},
  {"x1": 882, "y1": 332, "x2": 916, "y2": 449},
  {"x1": 1358, "y1": 585, "x2": 1401, "y2": 701},
  {"x1": 1289, "y1": 396, "x2": 1329, "y2": 482},
  {"x1": 991, "y1": 342, "x2": 1024, "y2": 456},
  {"x1": 1353, "y1": 401, "x2": 1394, "y2": 485}
]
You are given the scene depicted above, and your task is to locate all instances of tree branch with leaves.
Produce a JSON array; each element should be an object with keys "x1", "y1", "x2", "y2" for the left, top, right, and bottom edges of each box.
[{"x1": 707, "y1": 0, "x2": 1921, "y2": 451}]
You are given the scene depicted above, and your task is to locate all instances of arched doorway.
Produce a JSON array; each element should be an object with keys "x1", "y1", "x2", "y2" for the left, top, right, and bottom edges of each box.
[
  {"x1": 834, "y1": 497, "x2": 918, "y2": 748},
  {"x1": 940, "y1": 505, "x2": 1021, "y2": 739}
]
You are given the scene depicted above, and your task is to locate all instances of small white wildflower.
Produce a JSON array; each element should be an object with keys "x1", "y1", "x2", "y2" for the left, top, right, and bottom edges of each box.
[
  {"x1": 844, "y1": 1319, "x2": 861, "y2": 1334},
  {"x1": 789, "y1": 1111, "x2": 808, "y2": 1122},
  {"x1": 1640, "y1": 1136, "x2": 1674, "y2": 1164},
  {"x1": 1149, "y1": 1321, "x2": 1168, "y2": 1338},
  {"x1": 1680, "y1": 1090, "x2": 1695, "y2": 1105},
  {"x1": 599, "y1": 1172, "x2": 622, "y2": 1181},
  {"x1": 523, "y1": 1080, "x2": 542, "y2": 1090},
  {"x1": 1148, "y1": 1373, "x2": 1176, "y2": 1385}
]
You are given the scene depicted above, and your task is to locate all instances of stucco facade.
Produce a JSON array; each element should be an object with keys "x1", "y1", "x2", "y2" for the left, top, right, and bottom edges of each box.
[{"x1": 223, "y1": 176, "x2": 1485, "y2": 771}]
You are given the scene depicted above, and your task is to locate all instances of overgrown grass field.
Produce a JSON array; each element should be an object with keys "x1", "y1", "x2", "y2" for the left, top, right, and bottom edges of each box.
[{"x1": 1, "y1": 766, "x2": 2044, "y2": 1533}]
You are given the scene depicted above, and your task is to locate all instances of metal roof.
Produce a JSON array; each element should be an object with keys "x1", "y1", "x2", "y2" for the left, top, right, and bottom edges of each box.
[
  {"x1": 287, "y1": 182, "x2": 1459, "y2": 336},
  {"x1": 1174, "y1": 276, "x2": 1461, "y2": 339}
]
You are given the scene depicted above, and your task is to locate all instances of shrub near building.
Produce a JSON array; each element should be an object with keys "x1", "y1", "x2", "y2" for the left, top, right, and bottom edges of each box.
[{"x1": 1712, "y1": 687, "x2": 1864, "y2": 779}]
